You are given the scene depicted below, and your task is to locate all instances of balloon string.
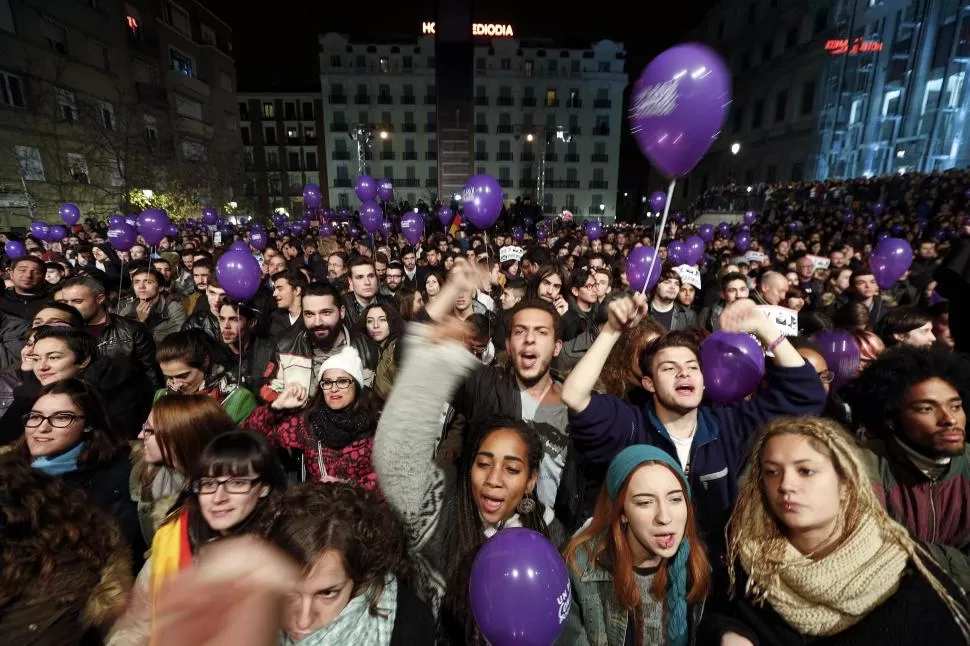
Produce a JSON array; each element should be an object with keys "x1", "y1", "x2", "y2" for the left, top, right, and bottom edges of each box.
[
  {"x1": 117, "y1": 258, "x2": 124, "y2": 313},
  {"x1": 237, "y1": 323, "x2": 243, "y2": 390},
  {"x1": 640, "y1": 179, "x2": 677, "y2": 296}
]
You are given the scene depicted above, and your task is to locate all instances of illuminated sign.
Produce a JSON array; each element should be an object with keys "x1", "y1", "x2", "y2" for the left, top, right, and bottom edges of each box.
[
  {"x1": 421, "y1": 22, "x2": 515, "y2": 37},
  {"x1": 825, "y1": 38, "x2": 883, "y2": 55}
]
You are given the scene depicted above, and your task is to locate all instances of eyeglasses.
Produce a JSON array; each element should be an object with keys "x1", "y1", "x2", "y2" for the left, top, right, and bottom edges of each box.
[
  {"x1": 23, "y1": 412, "x2": 84, "y2": 428},
  {"x1": 192, "y1": 477, "x2": 262, "y2": 495},
  {"x1": 321, "y1": 377, "x2": 354, "y2": 391},
  {"x1": 817, "y1": 370, "x2": 835, "y2": 384}
]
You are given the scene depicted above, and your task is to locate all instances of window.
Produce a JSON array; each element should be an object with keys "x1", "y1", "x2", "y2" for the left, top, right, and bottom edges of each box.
[
  {"x1": 524, "y1": 60, "x2": 533, "y2": 76},
  {"x1": 144, "y1": 115, "x2": 158, "y2": 150},
  {"x1": 265, "y1": 149, "x2": 279, "y2": 170},
  {"x1": 264, "y1": 125, "x2": 276, "y2": 145},
  {"x1": 268, "y1": 177, "x2": 281, "y2": 196},
  {"x1": 302, "y1": 101, "x2": 313, "y2": 119},
  {"x1": 170, "y1": 49, "x2": 194, "y2": 77},
  {"x1": 286, "y1": 127, "x2": 298, "y2": 143},
  {"x1": 597, "y1": 61, "x2": 609, "y2": 72},
  {"x1": 166, "y1": 2, "x2": 191, "y2": 36},
  {"x1": 800, "y1": 81, "x2": 815, "y2": 116},
  {"x1": 305, "y1": 151, "x2": 317, "y2": 171},
  {"x1": 304, "y1": 126, "x2": 316, "y2": 143},
  {"x1": 238, "y1": 101, "x2": 249, "y2": 120},
  {"x1": 500, "y1": 58, "x2": 511, "y2": 70},
  {"x1": 56, "y1": 88, "x2": 77, "y2": 122},
  {"x1": 99, "y1": 101, "x2": 115, "y2": 130},
  {"x1": 88, "y1": 40, "x2": 109, "y2": 70},
  {"x1": 182, "y1": 141, "x2": 206, "y2": 161},
  {"x1": 379, "y1": 57, "x2": 389, "y2": 73},
  {"x1": 241, "y1": 126, "x2": 251, "y2": 145},
  {"x1": 476, "y1": 58, "x2": 486, "y2": 71},
  {"x1": 406, "y1": 166, "x2": 416, "y2": 180},
  {"x1": 219, "y1": 72, "x2": 233, "y2": 92},
  {"x1": 174, "y1": 93, "x2": 203, "y2": 119},
  {"x1": 403, "y1": 56, "x2": 413, "y2": 69},
  {"x1": 288, "y1": 151, "x2": 300, "y2": 169},
  {"x1": 732, "y1": 104, "x2": 744, "y2": 133},
  {"x1": 109, "y1": 159, "x2": 124, "y2": 187},
  {"x1": 355, "y1": 55, "x2": 365, "y2": 67},
  {"x1": 15, "y1": 146, "x2": 45, "y2": 181},
  {"x1": 0, "y1": 70, "x2": 26, "y2": 108},
  {"x1": 67, "y1": 153, "x2": 89, "y2": 183},
  {"x1": 751, "y1": 98, "x2": 764, "y2": 128},
  {"x1": 200, "y1": 23, "x2": 217, "y2": 46},
  {"x1": 774, "y1": 90, "x2": 788, "y2": 123},
  {"x1": 262, "y1": 101, "x2": 275, "y2": 118},
  {"x1": 545, "y1": 89, "x2": 558, "y2": 106},
  {"x1": 224, "y1": 115, "x2": 236, "y2": 131},
  {"x1": 330, "y1": 55, "x2": 341, "y2": 67},
  {"x1": 42, "y1": 17, "x2": 68, "y2": 54}
]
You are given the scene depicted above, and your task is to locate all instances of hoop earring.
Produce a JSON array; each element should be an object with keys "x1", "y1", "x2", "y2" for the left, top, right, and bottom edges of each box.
[{"x1": 516, "y1": 493, "x2": 536, "y2": 515}]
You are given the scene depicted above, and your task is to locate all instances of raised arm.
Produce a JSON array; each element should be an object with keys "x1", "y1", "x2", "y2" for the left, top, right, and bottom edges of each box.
[{"x1": 718, "y1": 298, "x2": 804, "y2": 368}]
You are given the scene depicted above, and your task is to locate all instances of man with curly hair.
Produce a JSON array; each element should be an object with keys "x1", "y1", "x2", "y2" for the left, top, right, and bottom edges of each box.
[{"x1": 848, "y1": 345, "x2": 970, "y2": 588}]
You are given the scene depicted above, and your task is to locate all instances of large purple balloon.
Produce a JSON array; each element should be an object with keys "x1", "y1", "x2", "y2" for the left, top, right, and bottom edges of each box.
[
  {"x1": 469, "y1": 528, "x2": 570, "y2": 646},
  {"x1": 320, "y1": 222, "x2": 334, "y2": 237},
  {"x1": 107, "y1": 214, "x2": 125, "y2": 228},
  {"x1": 586, "y1": 221, "x2": 603, "y2": 240},
  {"x1": 668, "y1": 240, "x2": 686, "y2": 265},
  {"x1": 814, "y1": 329, "x2": 861, "y2": 391},
  {"x1": 228, "y1": 240, "x2": 249, "y2": 253},
  {"x1": 48, "y1": 225, "x2": 67, "y2": 241},
  {"x1": 201, "y1": 207, "x2": 219, "y2": 226},
  {"x1": 438, "y1": 205, "x2": 453, "y2": 227},
  {"x1": 359, "y1": 200, "x2": 383, "y2": 235},
  {"x1": 216, "y1": 250, "x2": 261, "y2": 300},
  {"x1": 355, "y1": 175, "x2": 378, "y2": 202},
  {"x1": 734, "y1": 231, "x2": 752, "y2": 253},
  {"x1": 4, "y1": 240, "x2": 26, "y2": 259},
  {"x1": 303, "y1": 183, "x2": 322, "y2": 208},
  {"x1": 107, "y1": 224, "x2": 137, "y2": 251},
  {"x1": 683, "y1": 235, "x2": 706, "y2": 265},
  {"x1": 648, "y1": 190, "x2": 667, "y2": 213},
  {"x1": 59, "y1": 203, "x2": 81, "y2": 226},
  {"x1": 380, "y1": 219, "x2": 394, "y2": 238},
  {"x1": 462, "y1": 174, "x2": 503, "y2": 230},
  {"x1": 870, "y1": 237, "x2": 914, "y2": 289},
  {"x1": 625, "y1": 245, "x2": 663, "y2": 292},
  {"x1": 401, "y1": 212, "x2": 424, "y2": 245},
  {"x1": 630, "y1": 43, "x2": 731, "y2": 178},
  {"x1": 698, "y1": 223, "x2": 715, "y2": 242},
  {"x1": 377, "y1": 178, "x2": 394, "y2": 202},
  {"x1": 701, "y1": 331, "x2": 766, "y2": 404},
  {"x1": 138, "y1": 209, "x2": 169, "y2": 245},
  {"x1": 743, "y1": 210, "x2": 756, "y2": 226},
  {"x1": 30, "y1": 221, "x2": 50, "y2": 241},
  {"x1": 249, "y1": 230, "x2": 267, "y2": 251}
]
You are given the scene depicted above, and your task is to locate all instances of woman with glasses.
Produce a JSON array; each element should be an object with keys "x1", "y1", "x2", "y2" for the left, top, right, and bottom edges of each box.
[
  {"x1": 107, "y1": 429, "x2": 287, "y2": 646},
  {"x1": 131, "y1": 394, "x2": 237, "y2": 545},
  {"x1": 244, "y1": 346, "x2": 384, "y2": 495},
  {"x1": 4, "y1": 378, "x2": 142, "y2": 566}
]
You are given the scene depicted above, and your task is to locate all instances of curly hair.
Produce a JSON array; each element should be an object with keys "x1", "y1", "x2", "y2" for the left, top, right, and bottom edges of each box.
[
  {"x1": 726, "y1": 417, "x2": 970, "y2": 639},
  {"x1": 267, "y1": 481, "x2": 410, "y2": 617},
  {"x1": 597, "y1": 318, "x2": 666, "y2": 397},
  {"x1": 0, "y1": 454, "x2": 131, "y2": 610},
  {"x1": 844, "y1": 345, "x2": 970, "y2": 437}
]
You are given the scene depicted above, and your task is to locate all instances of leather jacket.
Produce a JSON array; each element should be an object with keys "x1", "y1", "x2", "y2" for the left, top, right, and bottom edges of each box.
[
  {"x1": 99, "y1": 314, "x2": 164, "y2": 390},
  {"x1": 340, "y1": 292, "x2": 395, "y2": 327},
  {"x1": 181, "y1": 309, "x2": 220, "y2": 342}
]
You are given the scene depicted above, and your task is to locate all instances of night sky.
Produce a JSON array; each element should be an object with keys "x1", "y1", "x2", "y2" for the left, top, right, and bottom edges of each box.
[{"x1": 202, "y1": 0, "x2": 715, "y2": 193}]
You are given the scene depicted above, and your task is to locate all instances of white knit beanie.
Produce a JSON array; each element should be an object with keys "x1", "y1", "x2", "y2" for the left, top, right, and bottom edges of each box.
[{"x1": 318, "y1": 345, "x2": 364, "y2": 386}]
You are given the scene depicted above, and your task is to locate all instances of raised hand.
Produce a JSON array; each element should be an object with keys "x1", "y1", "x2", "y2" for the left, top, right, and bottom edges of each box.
[
  {"x1": 606, "y1": 293, "x2": 649, "y2": 332},
  {"x1": 271, "y1": 383, "x2": 309, "y2": 410}
]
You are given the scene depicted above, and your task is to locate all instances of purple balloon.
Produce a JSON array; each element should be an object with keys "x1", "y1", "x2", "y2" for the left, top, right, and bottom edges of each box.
[
  {"x1": 359, "y1": 200, "x2": 383, "y2": 235},
  {"x1": 683, "y1": 235, "x2": 706, "y2": 265},
  {"x1": 701, "y1": 331, "x2": 766, "y2": 404},
  {"x1": 813, "y1": 329, "x2": 861, "y2": 391},
  {"x1": 216, "y1": 250, "x2": 261, "y2": 300},
  {"x1": 625, "y1": 245, "x2": 663, "y2": 292},
  {"x1": 668, "y1": 240, "x2": 686, "y2": 265},
  {"x1": 30, "y1": 221, "x2": 50, "y2": 241},
  {"x1": 124, "y1": 216, "x2": 138, "y2": 227},
  {"x1": 586, "y1": 221, "x2": 602, "y2": 240},
  {"x1": 871, "y1": 201, "x2": 885, "y2": 217},
  {"x1": 462, "y1": 174, "x2": 504, "y2": 230},
  {"x1": 734, "y1": 231, "x2": 752, "y2": 253},
  {"x1": 107, "y1": 224, "x2": 137, "y2": 251},
  {"x1": 138, "y1": 209, "x2": 170, "y2": 245},
  {"x1": 698, "y1": 223, "x2": 715, "y2": 242},
  {"x1": 743, "y1": 210, "x2": 756, "y2": 226},
  {"x1": 349, "y1": 225, "x2": 361, "y2": 238},
  {"x1": 201, "y1": 207, "x2": 219, "y2": 226},
  {"x1": 648, "y1": 190, "x2": 667, "y2": 213},
  {"x1": 320, "y1": 222, "x2": 334, "y2": 237},
  {"x1": 537, "y1": 230, "x2": 547, "y2": 242},
  {"x1": 249, "y1": 230, "x2": 267, "y2": 251},
  {"x1": 107, "y1": 214, "x2": 124, "y2": 227},
  {"x1": 48, "y1": 225, "x2": 67, "y2": 241},
  {"x1": 59, "y1": 203, "x2": 81, "y2": 226},
  {"x1": 380, "y1": 219, "x2": 394, "y2": 238},
  {"x1": 438, "y1": 206, "x2": 454, "y2": 227},
  {"x1": 842, "y1": 211, "x2": 855, "y2": 225},
  {"x1": 469, "y1": 528, "x2": 570, "y2": 646},
  {"x1": 4, "y1": 240, "x2": 26, "y2": 259},
  {"x1": 303, "y1": 183, "x2": 322, "y2": 208},
  {"x1": 630, "y1": 43, "x2": 731, "y2": 178},
  {"x1": 377, "y1": 178, "x2": 394, "y2": 202},
  {"x1": 717, "y1": 222, "x2": 731, "y2": 236},
  {"x1": 166, "y1": 223, "x2": 179, "y2": 238},
  {"x1": 870, "y1": 237, "x2": 914, "y2": 289},
  {"x1": 228, "y1": 240, "x2": 249, "y2": 253},
  {"x1": 401, "y1": 212, "x2": 425, "y2": 245},
  {"x1": 673, "y1": 211, "x2": 686, "y2": 226},
  {"x1": 355, "y1": 175, "x2": 378, "y2": 202}
]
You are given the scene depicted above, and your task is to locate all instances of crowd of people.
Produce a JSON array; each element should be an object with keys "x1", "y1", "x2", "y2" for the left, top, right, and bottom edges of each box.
[{"x1": 3, "y1": 168, "x2": 970, "y2": 645}]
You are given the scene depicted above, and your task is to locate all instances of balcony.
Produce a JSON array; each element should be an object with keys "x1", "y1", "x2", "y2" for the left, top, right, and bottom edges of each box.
[
  {"x1": 591, "y1": 154, "x2": 609, "y2": 162},
  {"x1": 594, "y1": 99, "x2": 611, "y2": 109},
  {"x1": 497, "y1": 96, "x2": 514, "y2": 106},
  {"x1": 521, "y1": 97, "x2": 537, "y2": 107},
  {"x1": 377, "y1": 94, "x2": 393, "y2": 105},
  {"x1": 175, "y1": 115, "x2": 214, "y2": 139},
  {"x1": 424, "y1": 95, "x2": 436, "y2": 104},
  {"x1": 331, "y1": 151, "x2": 351, "y2": 160},
  {"x1": 497, "y1": 152, "x2": 513, "y2": 161},
  {"x1": 593, "y1": 127, "x2": 610, "y2": 136},
  {"x1": 380, "y1": 151, "x2": 395, "y2": 160},
  {"x1": 135, "y1": 82, "x2": 167, "y2": 106},
  {"x1": 328, "y1": 94, "x2": 347, "y2": 104},
  {"x1": 305, "y1": 136, "x2": 318, "y2": 145},
  {"x1": 588, "y1": 180, "x2": 609, "y2": 189},
  {"x1": 330, "y1": 122, "x2": 348, "y2": 132},
  {"x1": 518, "y1": 179, "x2": 536, "y2": 188},
  {"x1": 570, "y1": 127, "x2": 582, "y2": 135},
  {"x1": 498, "y1": 178, "x2": 513, "y2": 188},
  {"x1": 588, "y1": 206, "x2": 605, "y2": 215},
  {"x1": 475, "y1": 152, "x2": 489, "y2": 161},
  {"x1": 401, "y1": 95, "x2": 416, "y2": 105},
  {"x1": 545, "y1": 99, "x2": 559, "y2": 107},
  {"x1": 425, "y1": 123, "x2": 437, "y2": 132},
  {"x1": 549, "y1": 180, "x2": 580, "y2": 189},
  {"x1": 425, "y1": 178, "x2": 438, "y2": 187},
  {"x1": 496, "y1": 125, "x2": 513, "y2": 134},
  {"x1": 475, "y1": 96, "x2": 489, "y2": 106},
  {"x1": 402, "y1": 151, "x2": 418, "y2": 160},
  {"x1": 426, "y1": 151, "x2": 437, "y2": 160},
  {"x1": 167, "y1": 69, "x2": 210, "y2": 97},
  {"x1": 333, "y1": 178, "x2": 352, "y2": 188},
  {"x1": 475, "y1": 124, "x2": 488, "y2": 133},
  {"x1": 545, "y1": 153, "x2": 558, "y2": 162},
  {"x1": 397, "y1": 178, "x2": 420, "y2": 187},
  {"x1": 354, "y1": 94, "x2": 370, "y2": 104},
  {"x1": 402, "y1": 123, "x2": 417, "y2": 132},
  {"x1": 520, "y1": 152, "x2": 535, "y2": 162},
  {"x1": 564, "y1": 153, "x2": 580, "y2": 162},
  {"x1": 567, "y1": 99, "x2": 583, "y2": 109}
]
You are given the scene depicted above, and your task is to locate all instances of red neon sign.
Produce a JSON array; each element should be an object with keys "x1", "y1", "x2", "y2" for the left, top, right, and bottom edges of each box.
[{"x1": 825, "y1": 38, "x2": 883, "y2": 55}]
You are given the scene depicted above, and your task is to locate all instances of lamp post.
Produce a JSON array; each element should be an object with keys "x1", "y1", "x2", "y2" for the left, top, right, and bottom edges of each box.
[
  {"x1": 520, "y1": 124, "x2": 572, "y2": 215},
  {"x1": 349, "y1": 124, "x2": 389, "y2": 176}
]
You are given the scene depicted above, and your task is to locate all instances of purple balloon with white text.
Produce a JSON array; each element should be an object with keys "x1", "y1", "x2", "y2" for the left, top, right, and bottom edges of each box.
[
  {"x1": 462, "y1": 174, "x2": 503, "y2": 230},
  {"x1": 303, "y1": 183, "x2": 322, "y2": 208},
  {"x1": 249, "y1": 230, "x2": 267, "y2": 251},
  {"x1": 107, "y1": 224, "x2": 137, "y2": 251},
  {"x1": 359, "y1": 201, "x2": 383, "y2": 235},
  {"x1": 30, "y1": 221, "x2": 50, "y2": 241},
  {"x1": 377, "y1": 179, "x2": 394, "y2": 202},
  {"x1": 438, "y1": 205, "x2": 453, "y2": 228},
  {"x1": 401, "y1": 212, "x2": 424, "y2": 245}
]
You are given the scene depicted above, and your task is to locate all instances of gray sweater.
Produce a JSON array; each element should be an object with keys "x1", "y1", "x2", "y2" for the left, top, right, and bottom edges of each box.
[{"x1": 373, "y1": 324, "x2": 479, "y2": 620}]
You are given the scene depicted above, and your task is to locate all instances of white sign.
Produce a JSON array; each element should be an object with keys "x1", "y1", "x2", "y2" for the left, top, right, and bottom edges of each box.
[
  {"x1": 743, "y1": 251, "x2": 767, "y2": 263},
  {"x1": 499, "y1": 245, "x2": 524, "y2": 263},
  {"x1": 673, "y1": 264, "x2": 701, "y2": 289},
  {"x1": 808, "y1": 254, "x2": 830, "y2": 270},
  {"x1": 756, "y1": 305, "x2": 799, "y2": 337}
]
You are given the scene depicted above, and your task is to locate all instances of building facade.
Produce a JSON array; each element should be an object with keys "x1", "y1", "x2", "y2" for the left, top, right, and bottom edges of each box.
[
  {"x1": 237, "y1": 92, "x2": 327, "y2": 215},
  {"x1": 0, "y1": 0, "x2": 241, "y2": 227},
  {"x1": 317, "y1": 28, "x2": 627, "y2": 220}
]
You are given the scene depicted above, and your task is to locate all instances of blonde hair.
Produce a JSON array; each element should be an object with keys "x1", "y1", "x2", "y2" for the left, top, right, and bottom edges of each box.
[{"x1": 726, "y1": 416, "x2": 970, "y2": 638}]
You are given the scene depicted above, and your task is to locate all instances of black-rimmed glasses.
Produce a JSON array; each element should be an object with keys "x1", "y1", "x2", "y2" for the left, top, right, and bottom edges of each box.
[{"x1": 23, "y1": 412, "x2": 84, "y2": 428}]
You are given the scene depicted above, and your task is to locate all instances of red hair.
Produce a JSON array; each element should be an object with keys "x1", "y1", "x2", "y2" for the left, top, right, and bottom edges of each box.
[{"x1": 563, "y1": 461, "x2": 711, "y2": 646}]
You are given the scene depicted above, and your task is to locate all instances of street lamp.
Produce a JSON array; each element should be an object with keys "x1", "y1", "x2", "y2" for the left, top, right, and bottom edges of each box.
[
  {"x1": 378, "y1": 130, "x2": 389, "y2": 140},
  {"x1": 350, "y1": 124, "x2": 383, "y2": 175},
  {"x1": 526, "y1": 133, "x2": 534, "y2": 142},
  {"x1": 730, "y1": 142, "x2": 741, "y2": 155},
  {"x1": 520, "y1": 125, "x2": 572, "y2": 215}
]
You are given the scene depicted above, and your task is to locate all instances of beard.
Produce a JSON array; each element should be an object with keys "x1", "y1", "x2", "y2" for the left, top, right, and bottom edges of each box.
[{"x1": 308, "y1": 323, "x2": 341, "y2": 350}]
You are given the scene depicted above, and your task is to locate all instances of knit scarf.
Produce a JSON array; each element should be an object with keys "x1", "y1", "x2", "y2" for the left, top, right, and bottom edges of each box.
[
  {"x1": 32, "y1": 441, "x2": 84, "y2": 476},
  {"x1": 738, "y1": 515, "x2": 908, "y2": 636},
  {"x1": 310, "y1": 406, "x2": 373, "y2": 449},
  {"x1": 282, "y1": 575, "x2": 398, "y2": 646}
]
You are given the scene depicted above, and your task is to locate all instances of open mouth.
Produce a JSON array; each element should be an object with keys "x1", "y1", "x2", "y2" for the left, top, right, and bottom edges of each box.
[
  {"x1": 675, "y1": 383, "x2": 695, "y2": 395},
  {"x1": 519, "y1": 352, "x2": 538, "y2": 370},
  {"x1": 655, "y1": 533, "x2": 676, "y2": 550},
  {"x1": 481, "y1": 494, "x2": 503, "y2": 514}
]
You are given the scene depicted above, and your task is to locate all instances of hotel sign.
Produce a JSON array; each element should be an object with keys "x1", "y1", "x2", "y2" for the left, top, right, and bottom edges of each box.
[
  {"x1": 421, "y1": 22, "x2": 515, "y2": 37},
  {"x1": 825, "y1": 38, "x2": 883, "y2": 55}
]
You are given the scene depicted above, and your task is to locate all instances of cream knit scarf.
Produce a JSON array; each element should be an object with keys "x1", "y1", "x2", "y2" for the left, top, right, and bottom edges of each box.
[{"x1": 739, "y1": 515, "x2": 909, "y2": 636}]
